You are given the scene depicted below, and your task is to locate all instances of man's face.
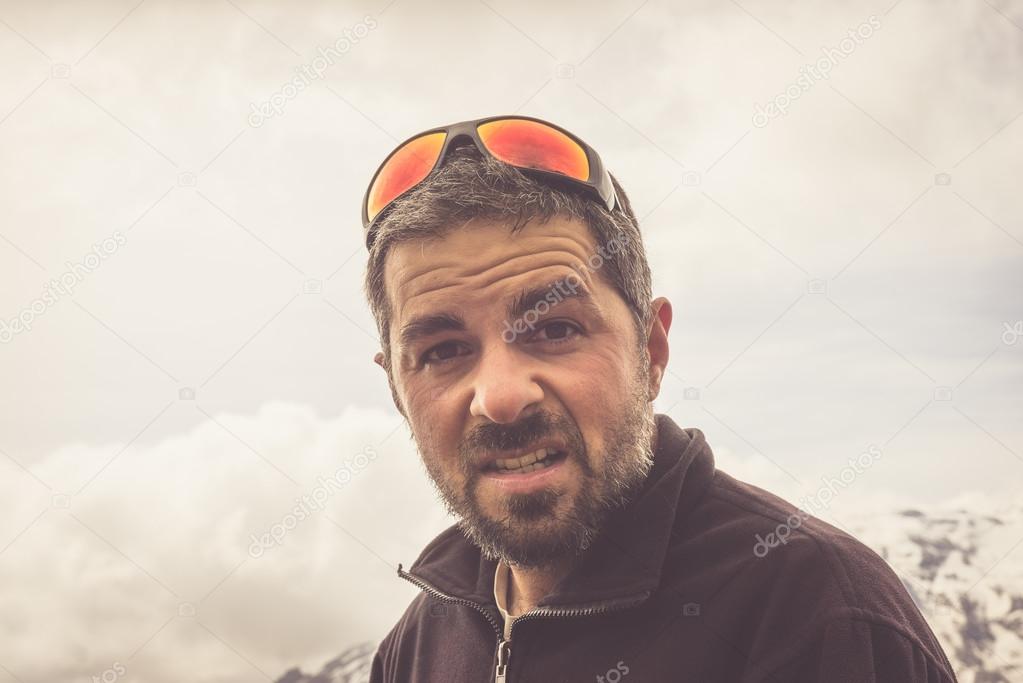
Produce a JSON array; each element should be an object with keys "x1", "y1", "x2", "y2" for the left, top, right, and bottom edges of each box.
[{"x1": 376, "y1": 215, "x2": 669, "y2": 568}]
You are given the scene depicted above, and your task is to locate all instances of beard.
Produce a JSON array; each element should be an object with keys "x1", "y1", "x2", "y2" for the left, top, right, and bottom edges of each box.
[{"x1": 417, "y1": 353, "x2": 657, "y2": 569}]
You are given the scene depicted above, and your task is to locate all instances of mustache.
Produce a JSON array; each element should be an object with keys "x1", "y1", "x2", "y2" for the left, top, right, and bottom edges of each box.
[
  {"x1": 459, "y1": 411, "x2": 583, "y2": 466},
  {"x1": 464, "y1": 411, "x2": 549, "y2": 452}
]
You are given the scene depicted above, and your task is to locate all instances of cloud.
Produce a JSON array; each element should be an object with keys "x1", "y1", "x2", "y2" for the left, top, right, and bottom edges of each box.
[{"x1": 0, "y1": 401, "x2": 452, "y2": 683}]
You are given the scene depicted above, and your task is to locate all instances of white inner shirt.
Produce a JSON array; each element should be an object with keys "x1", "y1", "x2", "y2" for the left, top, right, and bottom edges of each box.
[{"x1": 493, "y1": 558, "x2": 517, "y2": 640}]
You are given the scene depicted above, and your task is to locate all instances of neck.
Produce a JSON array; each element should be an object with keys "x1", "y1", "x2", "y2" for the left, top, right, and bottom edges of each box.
[{"x1": 505, "y1": 555, "x2": 577, "y2": 615}]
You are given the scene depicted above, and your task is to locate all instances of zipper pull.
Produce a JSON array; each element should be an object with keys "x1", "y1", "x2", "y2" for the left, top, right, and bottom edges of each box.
[{"x1": 495, "y1": 638, "x2": 511, "y2": 683}]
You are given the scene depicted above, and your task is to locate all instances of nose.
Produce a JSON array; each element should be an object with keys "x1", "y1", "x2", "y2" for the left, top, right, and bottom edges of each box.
[{"x1": 469, "y1": 341, "x2": 544, "y2": 424}]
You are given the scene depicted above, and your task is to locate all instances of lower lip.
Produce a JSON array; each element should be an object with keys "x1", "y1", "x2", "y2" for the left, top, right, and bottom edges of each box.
[{"x1": 480, "y1": 455, "x2": 568, "y2": 493}]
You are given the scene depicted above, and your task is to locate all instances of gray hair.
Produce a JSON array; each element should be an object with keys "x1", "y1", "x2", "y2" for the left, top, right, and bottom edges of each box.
[{"x1": 362, "y1": 144, "x2": 653, "y2": 377}]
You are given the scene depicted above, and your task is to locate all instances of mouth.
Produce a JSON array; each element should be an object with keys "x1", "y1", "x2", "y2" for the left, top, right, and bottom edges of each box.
[
  {"x1": 479, "y1": 446, "x2": 571, "y2": 494},
  {"x1": 481, "y1": 446, "x2": 568, "y2": 474}
]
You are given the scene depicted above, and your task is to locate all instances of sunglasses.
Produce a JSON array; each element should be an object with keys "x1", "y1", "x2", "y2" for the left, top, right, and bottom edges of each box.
[{"x1": 361, "y1": 115, "x2": 618, "y2": 249}]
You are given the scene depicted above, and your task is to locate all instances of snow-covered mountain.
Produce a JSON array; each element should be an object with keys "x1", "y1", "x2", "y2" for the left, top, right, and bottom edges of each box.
[
  {"x1": 275, "y1": 641, "x2": 374, "y2": 683},
  {"x1": 847, "y1": 504, "x2": 1023, "y2": 682},
  {"x1": 276, "y1": 504, "x2": 1023, "y2": 682}
]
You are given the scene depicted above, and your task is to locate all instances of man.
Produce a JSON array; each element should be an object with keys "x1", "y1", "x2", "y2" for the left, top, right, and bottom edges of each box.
[{"x1": 361, "y1": 116, "x2": 958, "y2": 682}]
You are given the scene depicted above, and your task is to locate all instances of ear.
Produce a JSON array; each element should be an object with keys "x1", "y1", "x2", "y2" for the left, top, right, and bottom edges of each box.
[
  {"x1": 645, "y1": 297, "x2": 672, "y2": 401},
  {"x1": 373, "y1": 351, "x2": 385, "y2": 368}
]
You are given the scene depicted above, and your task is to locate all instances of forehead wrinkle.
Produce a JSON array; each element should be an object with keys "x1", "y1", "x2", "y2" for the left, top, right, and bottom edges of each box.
[
  {"x1": 454, "y1": 233, "x2": 595, "y2": 279},
  {"x1": 471, "y1": 249, "x2": 593, "y2": 293},
  {"x1": 393, "y1": 256, "x2": 463, "y2": 291},
  {"x1": 394, "y1": 230, "x2": 594, "y2": 285},
  {"x1": 396, "y1": 242, "x2": 594, "y2": 301},
  {"x1": 396, "y1": 267, "x2": 570, "y2": 333}
]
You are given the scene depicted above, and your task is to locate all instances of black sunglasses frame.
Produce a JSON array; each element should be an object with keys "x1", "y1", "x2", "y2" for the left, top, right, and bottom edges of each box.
[{"x1": 361, "y1": 114, "x2": 618, "y2": 249}]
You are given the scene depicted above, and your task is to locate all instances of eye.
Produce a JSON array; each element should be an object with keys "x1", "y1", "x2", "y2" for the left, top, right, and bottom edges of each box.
[
  {"x1": 531, "y1": 320, "x2": 582, "y2": 344},
  {"x1": 420, "y1": 340, "x2": 469, "y2": 366}
]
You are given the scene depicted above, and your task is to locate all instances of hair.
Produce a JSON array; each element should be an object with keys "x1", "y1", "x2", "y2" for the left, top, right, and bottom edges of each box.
[{"x1": 362, "y1": 143, "x2": 653, "y2": 377}]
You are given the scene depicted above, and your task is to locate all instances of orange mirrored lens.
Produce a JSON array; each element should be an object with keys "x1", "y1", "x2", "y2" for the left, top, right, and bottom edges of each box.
[
  {"x1": 477, "y1": 119, "x2": 589, "y2": 181},
  {"x1": 367, "y1": 131, "x2": 446, "y2": 222}
]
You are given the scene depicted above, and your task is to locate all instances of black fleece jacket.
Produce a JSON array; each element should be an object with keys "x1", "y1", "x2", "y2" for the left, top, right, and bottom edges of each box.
[{"x1": 370, "y1": 413, "x2": 959, "y2": 682}]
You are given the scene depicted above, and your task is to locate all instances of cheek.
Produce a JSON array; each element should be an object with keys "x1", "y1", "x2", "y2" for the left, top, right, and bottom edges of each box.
[
  {"x1": 404, "y1": 382, "x2": 463, "y2": 464},
  {"x1": 563, "y1": 342, "x2": 635, "y2": 400},
  {"x1": 575, "y1": 389, "x2": 620, "y2": 468},
  {"x1": 551, "y1": 346, "x2": 636, "y2": 466},
  {"x1": 404, "y1": 380, "x2": 435, "y2": 415},
  {"x1": 405, "y1": 377, "x2": 458, "y2": 430}
]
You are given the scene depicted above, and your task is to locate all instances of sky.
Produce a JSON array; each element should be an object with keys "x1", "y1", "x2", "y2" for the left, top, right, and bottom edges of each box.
[{"x1": 0, "y1": 0, "x2": 1021, "y2": 680}]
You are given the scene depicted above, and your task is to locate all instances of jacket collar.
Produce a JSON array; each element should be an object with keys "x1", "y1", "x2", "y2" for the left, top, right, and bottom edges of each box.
[{"x1": 399, "y1": 413, "x2": 716, "y2": 610}]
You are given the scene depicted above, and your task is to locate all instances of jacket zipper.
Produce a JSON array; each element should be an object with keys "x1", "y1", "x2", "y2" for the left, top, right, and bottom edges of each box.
[
  {"x1": 398, "y1": 564, "x2": 651, "y2": 683},
  {"x1": 495, "y1": 637, "x2": 511, "y2": 683}
]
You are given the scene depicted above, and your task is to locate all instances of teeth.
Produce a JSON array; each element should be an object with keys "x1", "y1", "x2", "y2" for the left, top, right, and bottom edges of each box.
[{"x1": 495, "y1": 448, "x2": 555, "y2": 471}]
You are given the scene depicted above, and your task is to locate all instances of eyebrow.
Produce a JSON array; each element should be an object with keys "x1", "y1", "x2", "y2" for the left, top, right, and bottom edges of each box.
[
  {"x1": 398, "y1": 312, "x2": 466, "y2": 349},
  {"x1": 397, "y1": 278, "x2": 599, "y2": 349}
]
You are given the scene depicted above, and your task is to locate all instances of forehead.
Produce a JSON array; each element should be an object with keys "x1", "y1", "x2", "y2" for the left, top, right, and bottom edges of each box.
[{"x1": 383, "y1": 215, "x2": 603, "y2": 330}]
